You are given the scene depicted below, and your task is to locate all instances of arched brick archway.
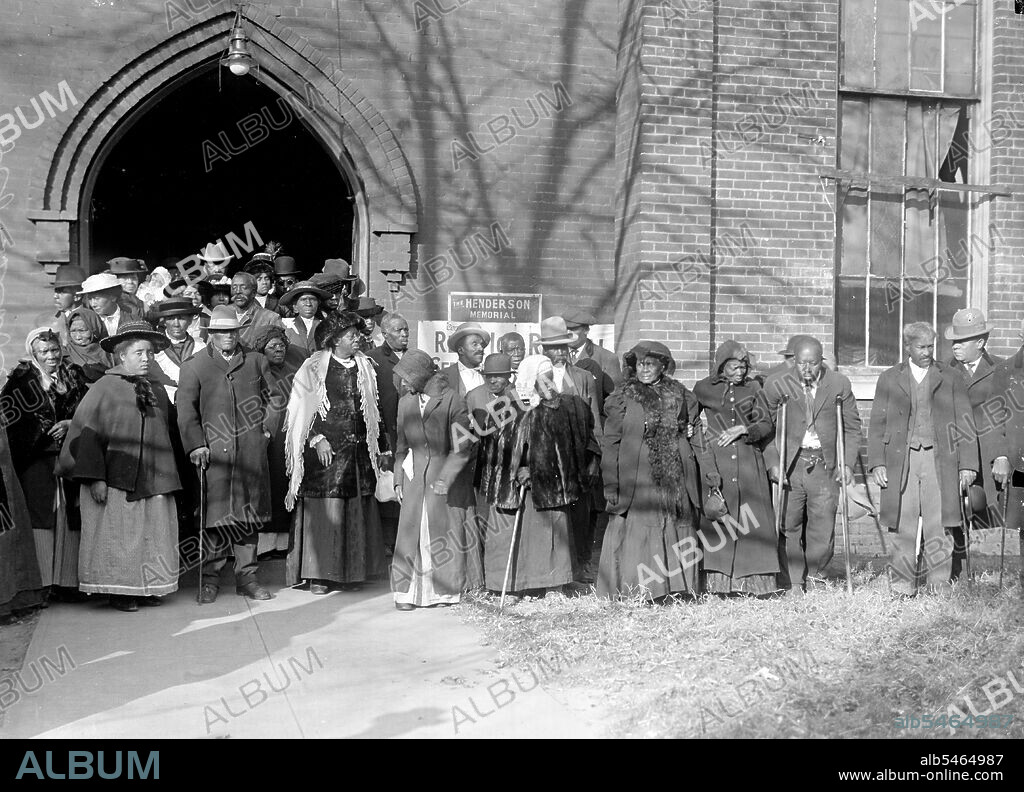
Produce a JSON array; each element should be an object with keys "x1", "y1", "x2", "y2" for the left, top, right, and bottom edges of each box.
[{"x1": 26, "y1": 6, "x2": 417, "y2": 291}]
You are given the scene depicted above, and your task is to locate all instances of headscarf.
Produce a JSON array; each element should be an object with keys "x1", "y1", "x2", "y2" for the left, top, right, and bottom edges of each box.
[
  {"x1": 22, "y1": 327, "x2": 66, "y2": 394},
  {"x1": 713, "y1": 340, "x2": 750, "y2": 380},
  {"x1": 251, "y1": 325, "x2": 288, "y2": 354},
  {"x1": 515, "y1": 355, "x2": 554, "y2": 409},
  {"x1": 63, "y1": 308, "x2": 111, "y2": 375}
]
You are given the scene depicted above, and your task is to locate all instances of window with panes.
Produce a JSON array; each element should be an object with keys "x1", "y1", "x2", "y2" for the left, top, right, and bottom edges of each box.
[{"x1": 836, "y1": 0, "x2": 980, "y2": 368}]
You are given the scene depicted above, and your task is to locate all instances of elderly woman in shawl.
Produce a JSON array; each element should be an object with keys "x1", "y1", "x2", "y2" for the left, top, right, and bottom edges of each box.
[
  {"x1": 597, "y1": 342, "x2": 705, "y2": 601},
  {"x1": 59, "y1": 321, "x2": 182, "y2": 612},
  {"x1": 692, "y1": 340, "x2": 780, "y2": 596},
  {"x1": 284, "y1": 311, "x2": 391, "y2": 595},
  {"x1": 1, "y1": 328, "x2": 89, "y2": 599},
  {"x1": 64, "y1": 308, "x2": 111, "y2": 383},
  {"x1": 253, "y1": 325, "x2": 299, "y2": 559}
]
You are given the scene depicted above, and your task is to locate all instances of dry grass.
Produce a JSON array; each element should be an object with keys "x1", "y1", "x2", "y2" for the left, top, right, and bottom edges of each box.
[{"x1": 461, "y1": 561, "x2": 1024, "y2": 739}]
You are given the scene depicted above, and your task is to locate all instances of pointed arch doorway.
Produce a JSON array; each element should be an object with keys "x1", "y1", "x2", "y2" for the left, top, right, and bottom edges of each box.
[{"x1": 80, "y1": 64, "x2": 353, "y2": 274}]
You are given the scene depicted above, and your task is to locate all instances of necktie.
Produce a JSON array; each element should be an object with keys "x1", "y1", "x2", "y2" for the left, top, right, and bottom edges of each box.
[
  {"x1": 805, "y1": 384, "x2": 815, "y2": 431},
  {"x1": 570, "y1": 348, "x2": 578, "y2": 363}
]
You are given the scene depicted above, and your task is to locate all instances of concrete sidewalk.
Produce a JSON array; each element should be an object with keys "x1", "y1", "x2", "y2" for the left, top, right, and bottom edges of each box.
[{"x1": 1, "y1": 561, "x2": 603, "y2": 739}]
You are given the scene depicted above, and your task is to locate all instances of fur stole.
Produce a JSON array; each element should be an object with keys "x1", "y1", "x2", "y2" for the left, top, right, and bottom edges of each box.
[{"x1": 622, "y1": 376, "x2": 691, "y2": 516}]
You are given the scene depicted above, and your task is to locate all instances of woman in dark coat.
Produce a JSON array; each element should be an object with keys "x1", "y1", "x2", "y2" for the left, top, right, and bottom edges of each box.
[
  {"x1": 1, "y1": 328, "x2": 89, "y2": 597},
  {"x1": 391, "y1": 350, "x2": 478, "y2": 610},
  {"x1": 692, "y1": 340, "x2": 780, "y2": 595},
  {"x1": 598, "y1": 342, "x2": 704, "y2": 600},
  {"x1": 0, "y1": 422, "x2": 45, "y2": 617},
  {"x1": 284, "y1": 312, "x2": 390, "y2": 594},
  {"x1": 253, "y1": 326, "x2": 298, "y2": 559},
  {"x1": 59, "y1": 322, "x2": 182, "y2": 612},
  {"x1": 63, "y1": 308, "x2": 111, "y2": 383}
]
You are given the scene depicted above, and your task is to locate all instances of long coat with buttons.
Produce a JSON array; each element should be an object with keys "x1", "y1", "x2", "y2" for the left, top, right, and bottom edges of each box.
[
  {"x1": 691, "y1": 375, "x2": 778, "y2": 579},
  {"x1": 176, "y1": 345, "x2": 274, "y2": 528},
  {"x1": 948, "y1": 352, "x2": 1003, "y2": 516}
]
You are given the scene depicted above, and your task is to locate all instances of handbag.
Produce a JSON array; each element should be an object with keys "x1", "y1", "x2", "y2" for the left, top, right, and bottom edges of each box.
[
  {"x1": 703, "y1": 486, "x2": 728, "y2": 521},
  {"x1": 374, "y1": 470, "x2": 398, "y2": 503}
]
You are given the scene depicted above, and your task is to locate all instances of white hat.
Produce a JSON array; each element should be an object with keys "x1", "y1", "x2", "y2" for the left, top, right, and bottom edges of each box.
[
  {"x1": 199, "y1": 242, "x2": 233, "y2": 263},
  {"x1": 78, "y1": 273, "x2": 122, "y2": 295}
]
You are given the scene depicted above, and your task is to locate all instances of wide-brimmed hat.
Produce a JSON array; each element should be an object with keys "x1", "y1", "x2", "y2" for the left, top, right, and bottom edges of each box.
[
  {"x1": 394, "y1": 349, "x2": 437, "y2": 393},
  {"x1": 447, "y1": 322, "x2": 492, "y2": 352},
  {"x1": 152, "y1": 297, "x2": 202, "y2": 319},
  {"x1": 323, "y1": 258, "x2": 358, "y2": 282},
  {"x1": 482, "y1": 353, "x2": 513, "y2": 376},
  {"x1": 100, "y1": 320, "x2": 169, "y2": 353},
  {"x1": 274, "y1": 255, "x2": 302, "y2": 276},
  {"x1": 563, "y1": 310, "x2": 598, "y2": 330},
  {"x1": 945, "y1": 308, "x2": 990, "y2": 342},
  {"x1": 52, "y1": 264, "x2": 88, "y2": 289},
  {"x1": 537, "y1": 316, "x2": 577, "y2": 346},
  {"x1": 777, "y1": 334, "x2": 812, "y2": 357},
  {"x1": 308, "y1": 272, "x2": 346, "y2": 295},
  {"x1": 199, "y1": 242, "x2": 233, "y2": 263},
  {"x1": 354, "y1": 297, "x2": 384, "y2": 317},
  {"x1": 107, "y1": 257, "x2": 147, "y2": 275},
  {"x1": 206, "y1": 305, "x2": 241, "y2": 332},
  {"x1": 279, "y1": 280, "x2": 331, "y2": 308},
  {"x1": 79, "y1": 273, "x2": 123, "y2": 295},
  {"x1": 624, "y1": 340, "x2": 675, "y2": 376}
]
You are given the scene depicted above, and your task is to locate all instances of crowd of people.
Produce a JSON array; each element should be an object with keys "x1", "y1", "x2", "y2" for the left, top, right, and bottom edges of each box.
[{"x1": 1, "y1": 242, "x2": 1022, "y2": 618}]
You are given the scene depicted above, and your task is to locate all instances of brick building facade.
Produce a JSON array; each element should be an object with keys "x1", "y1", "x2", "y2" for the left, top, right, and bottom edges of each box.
[{"x1": 1, "y1": 1, "x2": 1022, "y2": 556}]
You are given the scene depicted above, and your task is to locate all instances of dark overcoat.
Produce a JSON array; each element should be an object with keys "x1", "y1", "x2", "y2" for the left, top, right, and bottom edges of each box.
[
  {"x1": 762, "y1": 367, "x2": 862, "y2": 475},
  {"x1": 948, "y1": 352, "x2": 1003, "y2": 511},
  {"x1": 176, "y1": 345, "x2": 273, "y2": 527},
  {"x1": 391, "y1": 378, "x2": 476, "y2": 596},
  {"x1": 366, "y1": 342, "x2": 403, "y2": 453},
  {"x1": 58, "y1": 367, "x2": 181, "y2": 499},
  {"x1": 601, "y1": 377, "x2": 702, "y2": 516},
  {"x1": 867, "y1": 361, "x2": 979, "y2": 529},
  {"x1": 988, "y1": 346, "x2": 1024, "y2": 473}
]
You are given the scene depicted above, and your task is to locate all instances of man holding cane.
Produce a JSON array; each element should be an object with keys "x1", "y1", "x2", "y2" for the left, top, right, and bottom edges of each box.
[
  {"x1": 867, "y1": 323, "x2": 978, "y2": 595},
  {"x1": 764, "y1": 336, "x2": 861, "y2": 593}
]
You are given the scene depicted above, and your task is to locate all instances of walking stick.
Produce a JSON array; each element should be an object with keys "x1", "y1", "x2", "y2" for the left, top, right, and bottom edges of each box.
[
  {"x1": 914, "y1": 515, "x2": 924, "y2": 596},
  {"x1": 499, "y1": 483, "x2": 528, "y2": 615},
  {"x1": 959, "y1": 483, "x2": 973, "y2": 590},
  {"x1": 857, "y1": 452, "x2": 892, "y2": 593},
  {"x1": 835, "y1": 396, "x2": 853, "y2": 595},
  {"x1": 195, "y1": 459, "x2": 206, "y2": 605},
  {"x1": 999, "y1": 484, "x2": 1009, "y2": 589},
  {"x1": 774, "y1": 395, "x2": 789, "y2": 537}
]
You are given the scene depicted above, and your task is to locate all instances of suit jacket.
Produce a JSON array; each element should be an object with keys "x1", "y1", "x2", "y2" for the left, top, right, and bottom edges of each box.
[
  {"x1": 151, "y1": 335, "x2": 207, "y2": 402},
  {"x1": 284, "y1": 315, "x2": 320, "y2": 358},
  {"x1": 366, "y1": 342, "x2": 404, "y2": 452},
  {"x1": 87, "y1": 305, "x2": 148, "y2": 340},
  {"x1": 256, "y1": 295, "x2": 279, "y2": 312},
  {"x1": 555, "y1": 364, "x2": 603, "y2": 435},
  {"x1": 763, "y1": 367, "x2": 862, "y2": 475},
  {"x1": 949, "y1": 352, "x2": 1003, "y2": 509},
  {"x1": 867, "y1": 362, "x2": 978, "y2": 529},
  {"x1": 237, "y1": 304, "x2": 285, "y2": 349},
  {"x1": 574, "y1": 338, "x2": 622, "y2": 386},
  {"x1": 441, "y1": 362, "x2": 484, "y2": 398}
]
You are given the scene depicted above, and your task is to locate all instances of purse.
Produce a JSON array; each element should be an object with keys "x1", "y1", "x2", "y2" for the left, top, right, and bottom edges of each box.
[
  {"x1": 374, "y1": 470, "x2": 398, "y2": 503},
  {"x1": 703, "y1": 486, "x2": 728, "y2": 521}
]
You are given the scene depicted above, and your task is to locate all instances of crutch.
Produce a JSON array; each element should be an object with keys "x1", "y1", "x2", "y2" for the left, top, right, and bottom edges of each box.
[
  {"x1": 835, "y1": 396, "x2": 853, "y2": 595},
  {"x1": 195, "y1": 459, "x2": 206, "y2": 605},
  {"x1": 499, "y1": 484, "x2": 528, "y2": 615},
  {"x1": 773, "y1": 395, "x2": 789, "y2": 537}
]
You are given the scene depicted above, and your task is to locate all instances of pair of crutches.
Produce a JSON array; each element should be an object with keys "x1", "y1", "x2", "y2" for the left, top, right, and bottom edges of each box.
[{"x1": 774, "y1": 394, "x2": 853, "y2": 594}]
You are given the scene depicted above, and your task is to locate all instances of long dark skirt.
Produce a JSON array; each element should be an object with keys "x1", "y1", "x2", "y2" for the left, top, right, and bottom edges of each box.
[
  {"x1": 286, "y1": 495, "x2": 384, "y2": 585},
  {"x1": 597, "y1": 508, "x2": 700, "y2": 600},
  {"x1": 483, "y1": 500, "x2": 573, "y2": 592}
]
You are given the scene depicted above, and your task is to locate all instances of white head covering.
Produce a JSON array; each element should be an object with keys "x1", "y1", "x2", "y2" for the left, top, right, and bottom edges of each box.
[
  {"x1": 23, "y1": 326, "x2": 63, "y2": 392},
  {"x1": 515, "y1": 354, "x2": 553, "y2": 408}
]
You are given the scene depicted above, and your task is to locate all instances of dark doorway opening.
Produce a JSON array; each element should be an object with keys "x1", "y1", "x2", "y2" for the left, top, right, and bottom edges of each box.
[{"x1": 83, "y1": 65, "x2": 353, "y2": 275}]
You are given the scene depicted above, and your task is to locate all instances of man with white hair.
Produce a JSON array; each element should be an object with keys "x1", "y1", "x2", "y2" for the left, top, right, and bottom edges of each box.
[
  {"x1": 230, "y1": 271, "x2": 284, "y2": 348},
  {"x1": 868, "y1": 322, "x2": 978, "y2": 594}
]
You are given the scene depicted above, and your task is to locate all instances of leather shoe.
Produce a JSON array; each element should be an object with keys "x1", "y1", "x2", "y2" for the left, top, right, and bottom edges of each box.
[
  {"x1": 199, "y1": 584, "x2": 219, "y2": 604},
  {"x1": 310, "y1": 582, "x2": 329, "y2": 596},
  {"x1": 394, "y1": 602, "x2": 415, "y2": 612},
  {"x1": 137, "y1": 595, "x2": 163, "y2": 607},
  {"x1": 236, "y1": 583, "x2": 273, "y2": 600},
  {"x1": 109, "y1": 595, "x2": 138, "y2": 613}
]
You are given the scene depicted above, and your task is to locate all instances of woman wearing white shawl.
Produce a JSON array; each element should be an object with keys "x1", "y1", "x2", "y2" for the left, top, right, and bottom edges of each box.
[{"x1": 283, "y1": 312, "x2": 391, "y2": 595}]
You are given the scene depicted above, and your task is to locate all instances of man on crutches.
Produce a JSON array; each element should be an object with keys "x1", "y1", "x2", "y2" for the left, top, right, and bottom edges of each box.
[
  {"x1": 765, "y1": 336, "x2": 861, "y2": 594},
  {"x1": 868, "y1": 323, "x2": 978, "y2": 597}
]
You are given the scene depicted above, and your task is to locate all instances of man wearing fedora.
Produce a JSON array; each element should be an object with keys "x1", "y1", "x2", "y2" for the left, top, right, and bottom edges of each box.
[
  {"x1": 106, "y1": 257, "x2": 148, "y2": 316},
  {"x1": 442, "y1": 322, "x2": 491, "y2": 397},
  {"x1": 367, "y1": 312, "x2": 410, "y2": 551},
  {"x1": 946, "y1": 308, "x2": 1004, "y2": 534},
  {"x1": 868, "y1": 322, "x2": 978, "y2": 594},
  {"x1": 355, "y1": 297, "x2": 386, "y2": 349},
  {"x1": 230, "y1": 271, "x2": 284, "y2": 349},
  {"x1": 279, "y1": 280, "x2": 330, "y2": 358},
  {"x1": 177, "y1": 305, "x2": 275, "y2": 603},
  {"x1": 38, "y1": 264, "x2": 87, "y2": 346},
  {"x1": 79, "y1": 273, "x2": 147, "y2": 340},
  {"x1": 273, "y1": 255, "x2": 303, "y2": 316},
  {"x1": 199, "y1": 242, "x2": 233, "y2": 283},
  {"x1": 566, "y1": 310, "x2": 621, "y2": 387}
]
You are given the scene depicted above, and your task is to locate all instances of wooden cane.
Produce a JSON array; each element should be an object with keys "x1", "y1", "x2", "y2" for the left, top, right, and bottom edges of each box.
[
  {"x1": 195, "y1": 459, "x2": 206, "y2": 605},
  {"x1": 774, "y1": 395, "x2": 789, "y2": 537},
  {"x1": 499, "y1": 483, "x2": 528, "y2": 615},
  {"x1": 914, "y1": 515, "x2": 924, "y2": 596},
  {"x1": 835, "y1": 396, "x2": 853, "y2": 595},
  {"x1": 999, "y1": 483, "x2": 1009, "y2": 589},
  {"x1": 960, "y1": 483, "x2": 973, "y2": 590},
  {"x1": 857, "y1": 452, "x2": 892, "y2": 593}
]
